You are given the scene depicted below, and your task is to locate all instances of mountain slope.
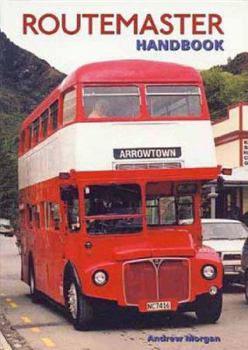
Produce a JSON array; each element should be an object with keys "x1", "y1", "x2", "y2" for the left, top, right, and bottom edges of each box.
[
  {"x1": 0, "y1": 31, "x2": 65, "y2": 114},
  {"x1": 0, "y1": 32, "x2": 65, "y2": 224}
]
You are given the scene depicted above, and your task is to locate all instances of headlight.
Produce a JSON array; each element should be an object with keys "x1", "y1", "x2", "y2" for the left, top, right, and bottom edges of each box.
[
  {"x1": 202, "y1": 265, "x2": 217, "y2": 280},
  {"x1": 93, "y1": 270, "x2": 108, "y2": 286}
]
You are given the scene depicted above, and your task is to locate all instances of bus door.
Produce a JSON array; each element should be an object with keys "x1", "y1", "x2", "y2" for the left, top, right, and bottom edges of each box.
[
  {"x1": 60, "y1": 185, "x2": 83, "y2": 277},
  {"x1": 44, "y1": 201, "x2": 65, "y2": 301},
  {"x1": 30, "y1": 204, "x2": 48, "y2": 291}
]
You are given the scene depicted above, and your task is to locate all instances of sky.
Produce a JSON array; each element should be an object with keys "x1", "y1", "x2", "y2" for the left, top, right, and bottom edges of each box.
[{"x1": 0, "y1": 0, "x2": 248, "y2": 74}]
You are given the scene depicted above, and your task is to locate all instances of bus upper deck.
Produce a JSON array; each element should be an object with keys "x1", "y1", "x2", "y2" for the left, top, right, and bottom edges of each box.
[{"x1": 18, "y1": 60, "x2": 216, "y2": 191}]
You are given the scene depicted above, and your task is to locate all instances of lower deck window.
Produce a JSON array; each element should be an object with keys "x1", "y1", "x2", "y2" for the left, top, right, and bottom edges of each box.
[{"x1": 84, "y1": 184, "x2": 142, "y2": 234}]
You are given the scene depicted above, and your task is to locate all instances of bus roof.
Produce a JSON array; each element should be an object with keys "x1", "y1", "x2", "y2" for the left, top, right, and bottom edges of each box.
[{"x1": 62, "y1": 59, "x2": 202, "y2": 88}]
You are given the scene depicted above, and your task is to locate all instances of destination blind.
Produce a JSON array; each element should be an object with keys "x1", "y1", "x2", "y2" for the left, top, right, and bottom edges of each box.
[{"x1": 113, "y1": 147, "x2": 181, "y2": 160}]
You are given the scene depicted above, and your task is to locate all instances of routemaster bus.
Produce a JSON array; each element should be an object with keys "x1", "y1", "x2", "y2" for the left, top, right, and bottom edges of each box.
[{"x1": 18, "y1": 60, "x2": 223, "y2": 330}]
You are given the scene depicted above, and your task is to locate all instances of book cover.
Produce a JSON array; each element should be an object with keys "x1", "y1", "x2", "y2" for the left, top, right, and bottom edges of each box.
[{"x1": 0, "y1": 1, "x2": 248, "y2": 349}]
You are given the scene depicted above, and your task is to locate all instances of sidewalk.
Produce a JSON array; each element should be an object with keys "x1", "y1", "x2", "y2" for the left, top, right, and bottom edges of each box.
[
  {"x1": 0, "y1": 331, "x2": 11, "y2": 350},
  {"x1": 0, "y1": 313, "x2": 32, "y2": 350}
]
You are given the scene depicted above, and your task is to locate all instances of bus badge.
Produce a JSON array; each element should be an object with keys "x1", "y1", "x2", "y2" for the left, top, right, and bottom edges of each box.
[{"x1": 154, "y1": 259, "x2": 161, "y2": 267}]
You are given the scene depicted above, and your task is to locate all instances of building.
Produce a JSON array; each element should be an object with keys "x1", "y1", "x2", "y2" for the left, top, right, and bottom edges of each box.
[{"x1": 211, "y1": 102, "x2": 248, "y2": 221}]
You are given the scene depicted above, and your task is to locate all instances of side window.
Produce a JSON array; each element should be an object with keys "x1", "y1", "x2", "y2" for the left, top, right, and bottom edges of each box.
[
  {"x1": 27, "y1": 204, "x2": 33, "y2": 228},
  {"x1": 41, "y1": 110, "x2": 49, "y2": 138},
  {"x1": 28, "y1": 125, "x2": 32, "y2": 149},
  {"x1": 32, "y1": 118, "x2": 40, "y2": 144},
  {"x1": 33, "y1": 205, "x2": 40, "y2": 229},
  {"x1": 63, "y1": 90, "x2": 76, "y2": 124},
  {"x1": 50, "y1": 203, "x2": 60, "y2": 230},
  {"x1": 50, "y1": 101, "x2": 59, "y2": 131},
  {"x1": 43, "y1": 202, "x2": 60, "y2": 230}
]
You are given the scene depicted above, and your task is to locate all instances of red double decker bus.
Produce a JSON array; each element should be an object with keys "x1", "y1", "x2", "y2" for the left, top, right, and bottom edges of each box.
[{"x1": 18, "y1": 60, "x2": 223, "y2": 330}]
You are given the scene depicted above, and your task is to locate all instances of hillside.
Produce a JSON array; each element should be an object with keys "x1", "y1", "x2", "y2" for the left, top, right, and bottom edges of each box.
[
  {"x1": 0, "y1": 31, "x2": 65, "y2": 224},
  {"x1": 0, "y1": 31, "x2": 65, "y2": 114},
  {"x1": 220, "y1": 52, "x2": 248, "y2": 75}
]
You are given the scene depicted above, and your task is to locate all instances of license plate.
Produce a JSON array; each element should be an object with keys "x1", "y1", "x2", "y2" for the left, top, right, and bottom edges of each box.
[{"x1": 146, "y1": 301, "x2": 171, "y2": 311}]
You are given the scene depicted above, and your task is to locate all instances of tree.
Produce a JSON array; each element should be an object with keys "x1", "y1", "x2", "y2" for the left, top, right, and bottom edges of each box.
[{"x1": 202, "y1": 68, "x2": 248, "y2": 121}]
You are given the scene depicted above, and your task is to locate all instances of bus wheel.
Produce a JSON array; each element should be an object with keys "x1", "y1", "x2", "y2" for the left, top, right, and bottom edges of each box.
[
  {"x1": 245, "y1": 274, "x2": 248, "y2": 304},
  {"x1": 195, "y1": 290, "x2": 222, "y2": 324},
  {"x1": 29, "y1": 263, "x2": 41, "y2": 304},
  {"x1": 65, "y1": 277, "x2": 94, "y2": 331}
]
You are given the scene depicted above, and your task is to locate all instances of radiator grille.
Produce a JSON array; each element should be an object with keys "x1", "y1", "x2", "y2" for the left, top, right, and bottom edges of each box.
[
  {"x1": 159, "y1": 260, "x2": 189, "y2": 300},
  {"x1": 124, "y1": 261, "x2": 157, "y2": 304},
  {"x1": 124, "y1": 259, "x2": 189, "y2": 305}
]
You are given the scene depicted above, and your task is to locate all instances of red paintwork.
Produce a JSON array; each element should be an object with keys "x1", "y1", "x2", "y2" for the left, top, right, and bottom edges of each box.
[{"x1": 19, "y1": 61, "x2": 222, "y2": 314}]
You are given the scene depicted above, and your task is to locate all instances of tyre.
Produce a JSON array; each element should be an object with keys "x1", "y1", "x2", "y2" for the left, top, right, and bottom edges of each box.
[
  {"x1": 195, "y1": 290, "x2": 222, "y2": 324},
  {"x1": 245, "y1": 274, "x2": 248, "y2": 304},
  {"x1": 65, "y1": 275, "x2": 94, "y2": 331},
  {"x1": 29, "y1": 262, "x2": 41, "y2": 304}
]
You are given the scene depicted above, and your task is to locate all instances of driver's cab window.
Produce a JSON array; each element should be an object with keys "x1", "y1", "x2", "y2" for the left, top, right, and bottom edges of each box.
[{"x1": 60, "y1": 186, "x2": 81, "y2": 232}]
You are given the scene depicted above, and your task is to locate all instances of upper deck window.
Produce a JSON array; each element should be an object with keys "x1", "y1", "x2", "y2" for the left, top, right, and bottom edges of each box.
[
  {"x1": 50, "y1": 101, "x2": 59, "y2": 130},
  {"x1": 83, "y1": 86, "x2": 140, "y2": 118},
  {"x1": 63, "y1": 89, "x2": 76, "y2": 124},
  {"x1": 32, "y1": 118, "x2": 40, "y2": 144},
  {"x1": 41, "y1": 110, "x2": 49, "y2": 138},
  {"x1": 146, "y1": 85, "x2": 201, "y2": 117}
]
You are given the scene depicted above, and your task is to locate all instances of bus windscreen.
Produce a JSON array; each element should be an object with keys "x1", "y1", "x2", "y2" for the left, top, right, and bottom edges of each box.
[
  {"x1": 146, "y1": 182, "x2": 194, "y2": 226},
  {"x1": 84, "y1": 184, "x2": 142, "y2": 234}
]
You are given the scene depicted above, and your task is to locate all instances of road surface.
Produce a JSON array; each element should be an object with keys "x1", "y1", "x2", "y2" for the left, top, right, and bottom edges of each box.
[{"x1": 0, "y1": 235, "x2": 248, "y2": 350}]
